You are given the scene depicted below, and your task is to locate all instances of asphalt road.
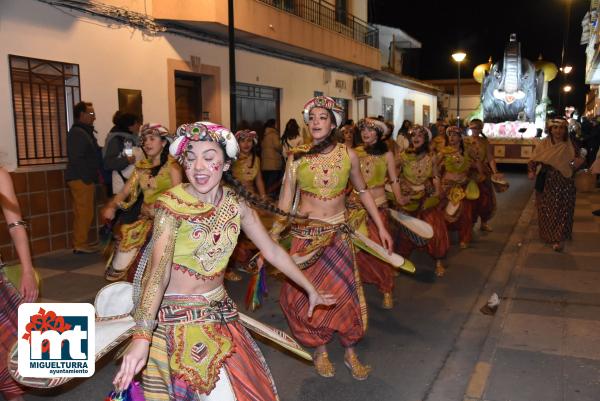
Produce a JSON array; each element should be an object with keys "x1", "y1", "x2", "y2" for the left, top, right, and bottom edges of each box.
[{"x1": 24, "y1": 168, "x2": 533, "y2": 401}]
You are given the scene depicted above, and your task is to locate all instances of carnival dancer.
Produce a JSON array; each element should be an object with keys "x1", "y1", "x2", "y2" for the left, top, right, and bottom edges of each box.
[
  {"x1": 464, "y1": 119, "x2": 501, "y2": 232},
  {"x1": 227, "y1": 129, "x2": 268, "y2": 280},
  {"x1": 438, "y1": 126, "x2": 482, "y2": 249},
  {"x1": 113, "y1": 121, "x2": 335, "y2": 400},
  {"x1": 528, "y1": 117, "x2": 584, "y2": 251},
  {"x1": 102, "y1": 123, "x2": 182, "y2": 282},
  {"x1": 347, "y1": 117, "x2": 403, "y2": 309},
  {"x1": 271, "y1": 96, "x2": 393, "y2": 380},
  {"x1": 0, "y1": 167, "x2": 38, "y2": 401},
  {"x1": 396, "y1": 125, "x2": 450, "y2": 277}
]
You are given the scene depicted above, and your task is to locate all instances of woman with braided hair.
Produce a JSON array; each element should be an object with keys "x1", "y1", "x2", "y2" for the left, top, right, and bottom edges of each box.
[
  {"x1": 396, "y1": 125, "x2": 450, "y2": 277},
  {"x1": 112, "y1": 121, "x2": 335, "y2": 400},
  {"x1": 102, "y1": 123, "x2": 182, "y2": 282},
  {"x1": 346, "y1": 117, "x2": 404, "y2": 309},
  {"x1": 270, "y1": 96, "x2": 393, "y2": 380}
]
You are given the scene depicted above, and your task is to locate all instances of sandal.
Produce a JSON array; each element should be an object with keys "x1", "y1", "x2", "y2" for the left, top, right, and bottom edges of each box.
[
  {"x1": 480, "y1": 223, "x2": 493, "y2": 232},
  {"x1": 382, "y1": 292, "x2": 393, "y2": 309},
  {"x1": 225, "y1": 270, "x2": 242, "y2": 281},
  {"x1": 314, "y1": 351, "x2": 335, "y2": 378},
  {"x1": 344, "y1": 353, "x2": 371, "y2": 381},
  {"x1": 552, "y1": 242, "x2": 564, "y2": 252},
  {"x1": 434, "y1": 260, "x2": 445, "y2": 277}
]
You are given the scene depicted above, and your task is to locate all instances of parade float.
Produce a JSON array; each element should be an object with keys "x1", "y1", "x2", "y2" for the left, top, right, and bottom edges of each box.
[{"x1": 471, "y1": 34, "x2": 558, "y2": 164}]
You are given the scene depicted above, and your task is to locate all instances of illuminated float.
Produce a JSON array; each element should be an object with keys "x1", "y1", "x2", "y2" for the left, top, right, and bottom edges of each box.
[{"x1": 471, "y1": 34, "x2": 557, "y2": 164}]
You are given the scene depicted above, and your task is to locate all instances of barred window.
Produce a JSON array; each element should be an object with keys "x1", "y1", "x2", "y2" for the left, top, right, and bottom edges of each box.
[
  {"x1": 9, "y1": 55, "x2": 81, "y2": 166},
  {"x1": 382, "y1": 97, "x2": 394, "y2": 122}
]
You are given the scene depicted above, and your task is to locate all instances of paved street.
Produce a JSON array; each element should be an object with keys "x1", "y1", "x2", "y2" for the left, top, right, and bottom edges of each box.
[{"x1": 19, "y1": 170, "x2": 600, "y2": 401}]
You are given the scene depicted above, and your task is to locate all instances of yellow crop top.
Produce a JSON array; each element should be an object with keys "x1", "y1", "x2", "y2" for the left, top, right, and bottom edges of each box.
[
  {"x1": 354, "y1": 146, "x2": 387, "y2": 188},
  {"x1": 296, "y1": 143, "x2": 351, "y2": 200},
  {"x1": 154, "y1": 184, "x2": 241, "y2": 279},
  {"x1": 232, "y1": 154, "x2": 260, "y2": 184}
]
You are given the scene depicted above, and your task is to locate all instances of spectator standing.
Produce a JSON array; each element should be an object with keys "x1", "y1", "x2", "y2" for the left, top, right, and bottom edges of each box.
[
  {"x1": 65, "y1": 101, "x2": 101, "y2": 254},
  {"x1": 260, "y1": 118, "x2": 283, "y2": 197},
  {"x1": 103, "y1": 111, "x2": 142, "y2": 195},
  {"x1": 281, "y1": 118, "x2": 304, "y2": 156}
]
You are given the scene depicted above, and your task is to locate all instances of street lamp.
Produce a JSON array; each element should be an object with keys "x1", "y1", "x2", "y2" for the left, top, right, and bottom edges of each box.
[
  {"x1": 560, "y1": 65, "x2": 573, "y2": 74},
  {"x1": 452, "y1": 51, "x2": 467, "y2": 127}
]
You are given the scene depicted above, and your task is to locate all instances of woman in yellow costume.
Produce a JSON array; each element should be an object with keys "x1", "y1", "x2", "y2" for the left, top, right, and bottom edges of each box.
[
  {"x1": 464, "y1": 119, "x2": 501, "y2": 232},
  {"x1": 0, "y1": 167, "x2": 38, "y2": 401},
  {"x1": 227, "y1": 129, "x2": 267, "y2": 280},
  {"x1": 271, "y1": 96, "x2": 393, "y2": 380},
  {"x1": 438, "y1": 126, "x2": 482, "y2": 249},
  {"x1": 112, "y1": 121, "x2": 334, "y2": 401},
  {"x1": 396, "y1": 125, "x2": 450, "y2": 277},
  {"x1": 102, "y1": 123, "x2": 182, "y2": 282},
  {"x1": 347, "y1": 117, "x2": 403, "y2": 309}
]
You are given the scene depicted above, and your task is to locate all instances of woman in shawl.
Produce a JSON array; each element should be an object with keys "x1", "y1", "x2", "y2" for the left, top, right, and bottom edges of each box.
[{"x1": 528, "y1": 117, "x2": 585, "y2": 251}]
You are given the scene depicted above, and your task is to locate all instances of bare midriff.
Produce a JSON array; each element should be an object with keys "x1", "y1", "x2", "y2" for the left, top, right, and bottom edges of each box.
[
  {"x1": 444, "y1": 171, "x2": 467, "y2": 182},
  {"x1": 298, "y1": 191, "x2": 347, "y2": 220},
  {"x1": 367, "y1": 185, "x2": 385, "y2": 201},
  {"x1": 166, "y1": 269, "x2": 225, "y2": 295}
]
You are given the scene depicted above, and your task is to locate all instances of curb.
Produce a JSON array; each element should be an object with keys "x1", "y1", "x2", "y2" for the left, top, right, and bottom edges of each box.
[
  {"x1": 462, "y1": 193, "x2": 537, "y2": 401},
  {"x1": 424, "y1": 191, "x2": 537, "y2": 401}
]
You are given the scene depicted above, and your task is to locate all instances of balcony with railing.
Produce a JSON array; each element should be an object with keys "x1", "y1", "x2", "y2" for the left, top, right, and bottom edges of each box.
[
  {"x1": 152, "y1": 0, "x2": 381, "y2": 71},
  {"x1": 257, "y1": 0, "x2": 379, "y2": 48}
]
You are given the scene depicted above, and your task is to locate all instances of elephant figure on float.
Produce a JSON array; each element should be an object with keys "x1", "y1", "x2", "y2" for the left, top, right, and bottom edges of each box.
[{"x1": 482, "y1": 34, "x2": 544, "y2": 123}]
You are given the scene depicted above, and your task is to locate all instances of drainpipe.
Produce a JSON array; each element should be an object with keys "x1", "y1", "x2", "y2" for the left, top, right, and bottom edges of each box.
[{"x1": 229, "y1": 0, "x2": 237, "y2": 129}]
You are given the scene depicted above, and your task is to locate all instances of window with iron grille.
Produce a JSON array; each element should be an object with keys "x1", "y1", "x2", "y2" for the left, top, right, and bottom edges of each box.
[
  {"x1": 9, "y1": 55, "x2": 81, "y2": 166},
  {"x1": 382, "y1": 97, "x2": 394, "y2": 122}
]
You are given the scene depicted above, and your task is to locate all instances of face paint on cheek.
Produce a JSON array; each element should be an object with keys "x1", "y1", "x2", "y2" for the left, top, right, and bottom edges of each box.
[
  {"x1": 182, "y1": 155, "x2": 194, "y2": 171},
  {"x1": 208, "y1": 161, "x2": 222, "y2": 172}
]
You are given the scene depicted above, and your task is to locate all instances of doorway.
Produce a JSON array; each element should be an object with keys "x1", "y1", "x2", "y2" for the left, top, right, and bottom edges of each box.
[
  {"x1": 175, "y1": 72, "x2": 202, "y2": 127},
  {"x1": 235, "y1": 83, "x2": 280, "y2": 138}
]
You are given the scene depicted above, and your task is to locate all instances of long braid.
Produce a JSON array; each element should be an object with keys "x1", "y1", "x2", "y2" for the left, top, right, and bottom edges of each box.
[{"x1": 222, "y1": 170, "x2": 304, "y2": 220}]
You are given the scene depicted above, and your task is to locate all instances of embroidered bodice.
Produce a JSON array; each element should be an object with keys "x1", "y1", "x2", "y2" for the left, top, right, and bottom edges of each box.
[
  {"x1": 232, "y1": 154, "x2": 260, "y2": 184},
  {"x1": 464, "y1": 136, "x2": 489, "y2": 163},
  {"x1": 441, "y1": 146, "x2": 472, "y2": 175},
  {"x1": 354, "y1": 146, "x2": 387, "y2": 188},
  {"x1": 155, "y1": 184, "x2": 241, "y2": 279},
  {"x1": 399, "y1": 151, "x2": 434, "y2": 186},
  {"x1": 119, "y1": 156, "x2": 177, "y2": 210},
  {"x1": 296, "y1": 143, "x2": 351, "y2": 199}
]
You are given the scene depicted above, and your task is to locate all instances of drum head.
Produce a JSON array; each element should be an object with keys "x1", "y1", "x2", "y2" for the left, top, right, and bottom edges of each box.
[{"x1": 94, "y1": 282, "x2": 134, "y2": 317}]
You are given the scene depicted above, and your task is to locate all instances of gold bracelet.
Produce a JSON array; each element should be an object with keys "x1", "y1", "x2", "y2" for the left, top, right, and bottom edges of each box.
[
  {"x1": 7, "y1": 220, "x2": 27, "y2": 230},
  {"x1": 273, "y1": 214, "x2": 288, "y2": 225}
]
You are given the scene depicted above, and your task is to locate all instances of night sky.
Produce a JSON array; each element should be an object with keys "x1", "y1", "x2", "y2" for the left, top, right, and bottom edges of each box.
[{"x1": 369, "y1": 0, "x2": 589, "y2": 115}]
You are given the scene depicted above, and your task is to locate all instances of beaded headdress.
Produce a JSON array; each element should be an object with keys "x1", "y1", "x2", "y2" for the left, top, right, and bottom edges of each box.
[
  {"x1": 547, "y1": 117, "x2": 568, "y2": 128},
  {"x1": 169, "y1": 121, "x2": 240, "y2": 162},
  {"x1": 445, "y1": 125, "x2": 464, "y2": 136},
  {"x1": 140, "y1": 123, "x2": 172, "y2": 141},
  {"x1": 408, "y1": 124, "x2": 432, "y2": 141},
  {"x1": 234, "y1": 129, "x2": 258, "y2": 144},
  {"x1": 358, "y1": 117, "x2": 390, "y2": 137},
  {"x1": 302, "y1": 96, "x2": 344, "y2": 128}
]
